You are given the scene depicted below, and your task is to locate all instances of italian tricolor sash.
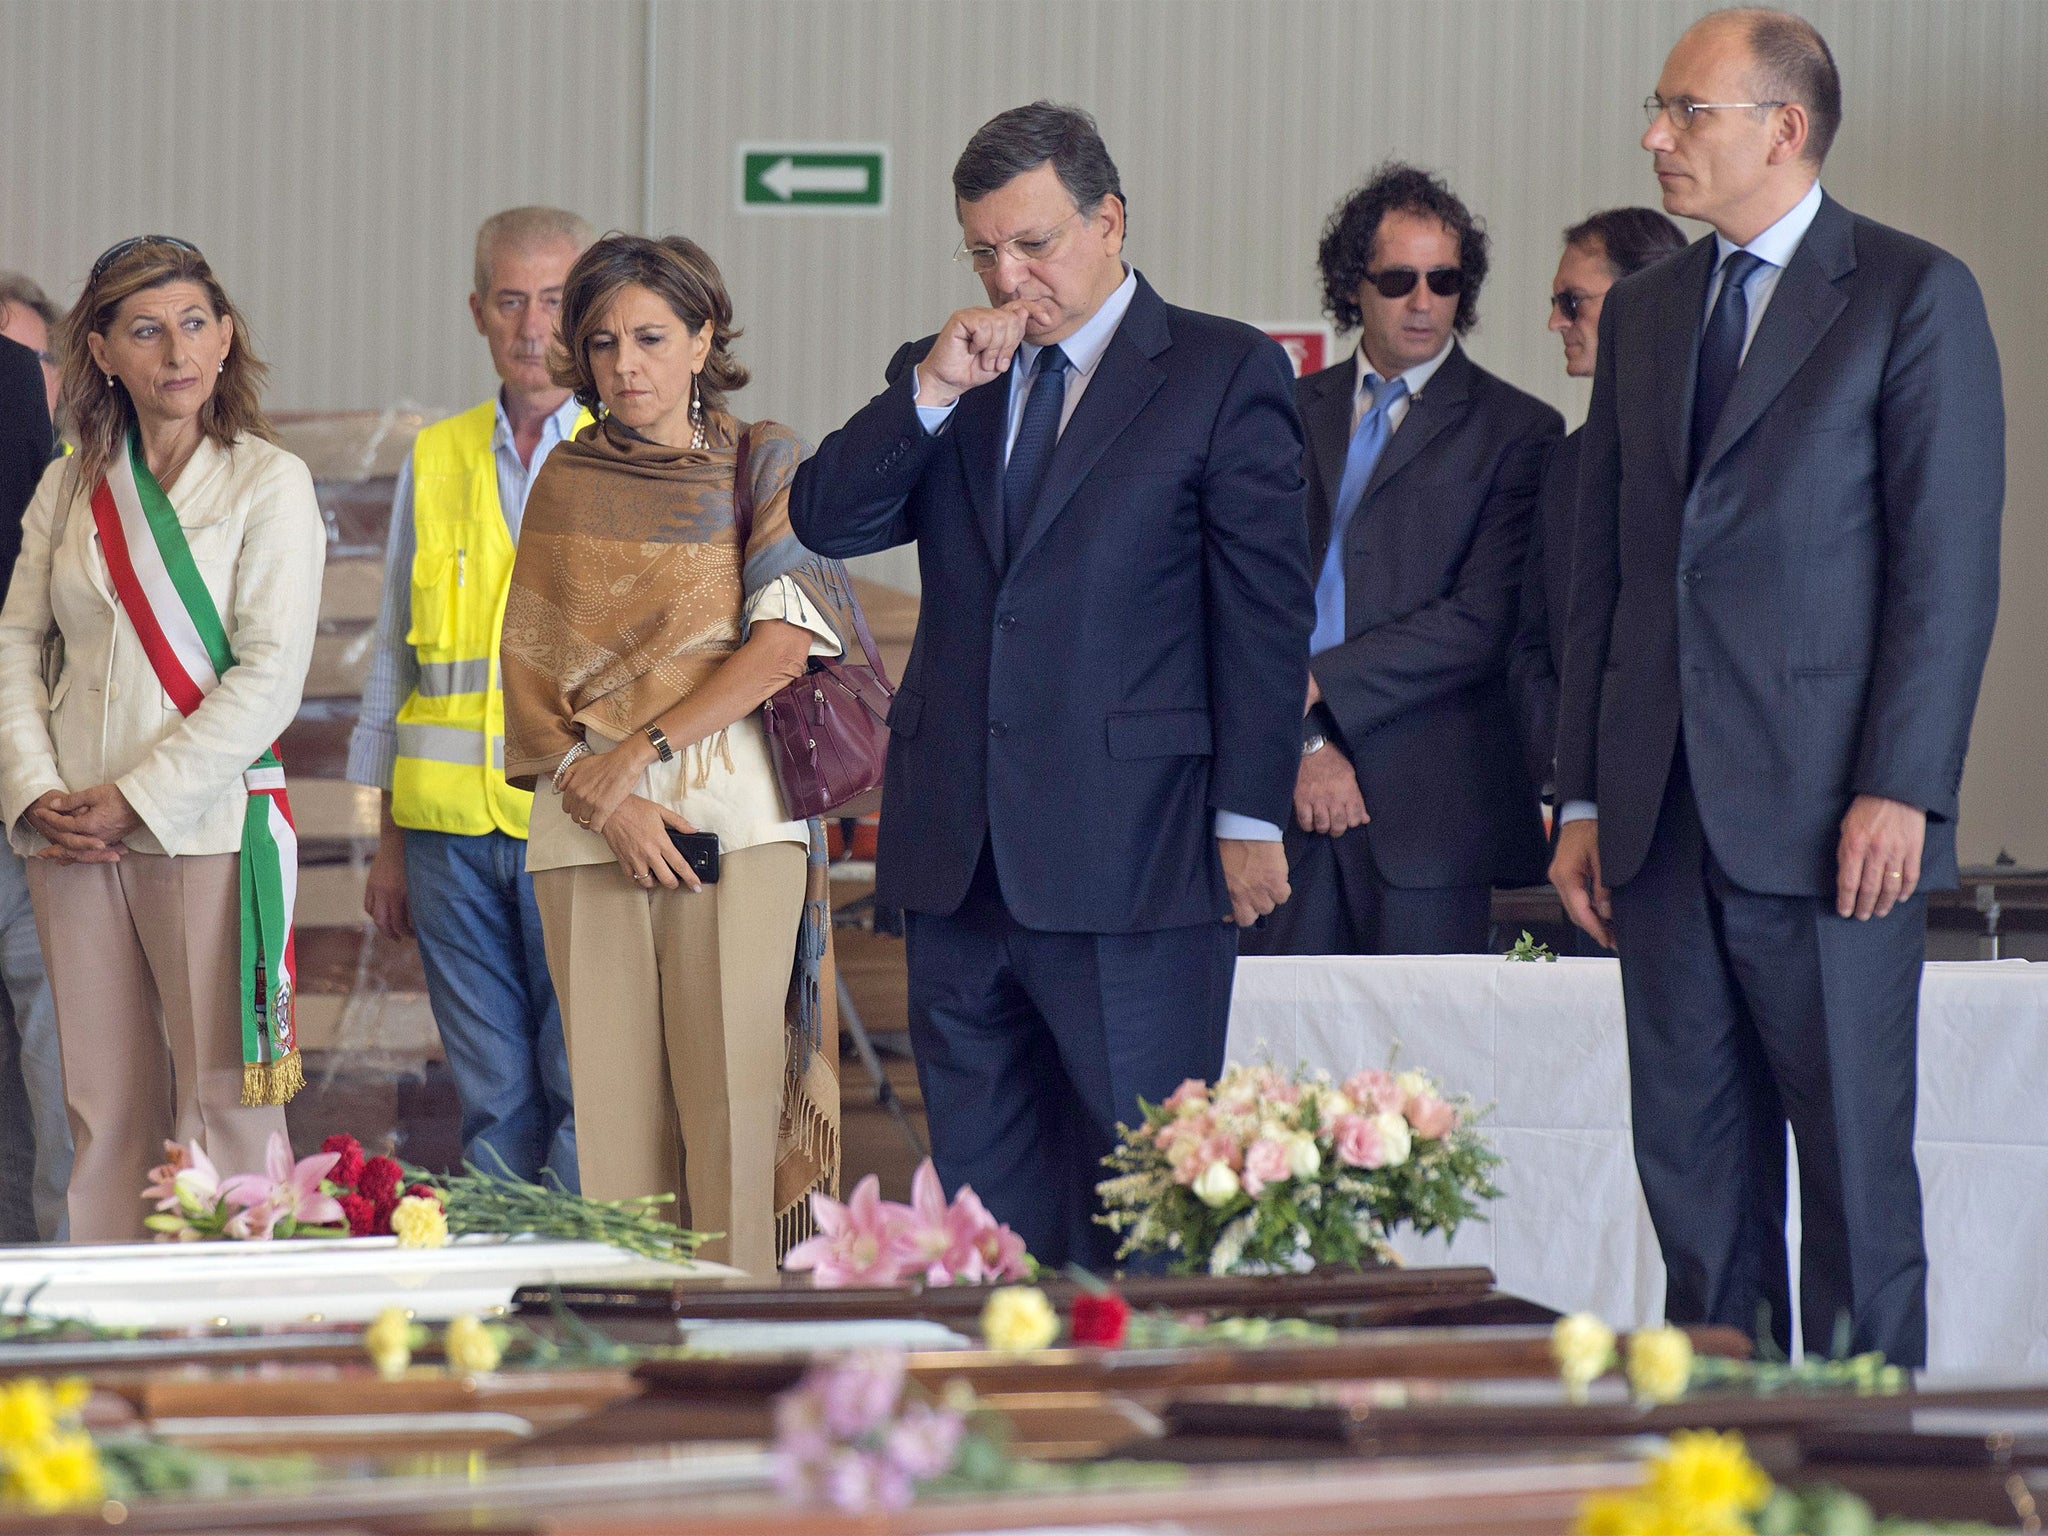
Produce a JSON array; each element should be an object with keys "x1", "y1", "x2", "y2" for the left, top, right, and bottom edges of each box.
[{"x1": 91, "y1": 432, "x2": 303, "y2": 1106}]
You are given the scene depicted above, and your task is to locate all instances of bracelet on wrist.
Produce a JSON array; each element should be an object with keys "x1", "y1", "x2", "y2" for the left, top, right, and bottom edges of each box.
[{"x1": 550, "y1": 740, "x2": 590, "y2": 792}]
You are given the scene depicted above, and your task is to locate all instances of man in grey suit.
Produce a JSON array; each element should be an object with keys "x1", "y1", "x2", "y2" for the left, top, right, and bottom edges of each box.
[{"x1": 1552, "y1": 8, "x2": 2002, "y2": 1366}]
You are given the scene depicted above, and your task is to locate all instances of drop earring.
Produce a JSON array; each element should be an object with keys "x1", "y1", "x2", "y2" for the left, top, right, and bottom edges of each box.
[{"x1": 689, "y1": 373, "x2": 706, "y2": 451}]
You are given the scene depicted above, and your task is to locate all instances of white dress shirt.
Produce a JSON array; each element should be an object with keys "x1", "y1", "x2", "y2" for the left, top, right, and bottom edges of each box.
[
  {"x1": 1559, "y1": 179, "x2": 1825, "y2": 829},
  {"x1": 1352, "y1": 334, "x2": 1455, "y2": 433}
]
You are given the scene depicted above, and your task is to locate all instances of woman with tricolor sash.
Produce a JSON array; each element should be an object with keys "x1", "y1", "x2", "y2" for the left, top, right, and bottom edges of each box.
[{"x1": 0, "y1": 238, "x2": 324, "y2": 1241}]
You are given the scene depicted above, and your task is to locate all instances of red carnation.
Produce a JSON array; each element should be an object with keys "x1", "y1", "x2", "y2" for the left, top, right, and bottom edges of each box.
[
  {"x1": 337, "y1": 1193, "x2": 376, "y2": 1238},
  {"x1": 358, "y1": 1156, "x2": 403, "y2": 1204},
  {"x1": 1069, "y1": 1291, "x2": 1131, "y2": 1348},
  {"x1": 404, "y1": 1183, "x2": 442, "y2": 1204},
  {"x1": 320, "y1": 1134, "x2": 366, "y2": 1188}
]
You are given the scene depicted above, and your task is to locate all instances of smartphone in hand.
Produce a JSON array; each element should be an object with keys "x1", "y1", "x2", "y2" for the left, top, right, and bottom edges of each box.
[{"x1": 666, "y1": 828, "x2": 721, "y2": 885}]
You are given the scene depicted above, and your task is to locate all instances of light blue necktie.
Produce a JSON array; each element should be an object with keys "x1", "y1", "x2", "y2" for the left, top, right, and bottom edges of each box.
[{"x1": 1309, "y1": 374, "x2": 1407, "y2": 655}]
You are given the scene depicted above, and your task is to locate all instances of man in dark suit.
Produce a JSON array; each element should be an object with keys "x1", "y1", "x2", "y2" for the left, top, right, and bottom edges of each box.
[
  {"x1": 1552, "y1": 9, "x2": 2002, "y2": 1366},
  {"x1": 1244, "y1": 165, "x2": 1557, "y2": 959},
  {"x1": 0, "y1": 333, "x2": 57, "y2": 1243},
  {"x1": 1509, "y1": 207, "x2": 1685, "y2": 807},
  {"x1": 791, "y1": 102, "x2": 1312, "y2": 1268}
]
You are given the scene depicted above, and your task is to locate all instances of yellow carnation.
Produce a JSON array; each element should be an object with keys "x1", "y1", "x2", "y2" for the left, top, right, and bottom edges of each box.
[
  {"x1": 0, "y1": 1379, "x2": 59, "y2": 1446},
  {"x1": 1551, "y1": 1311, "x2": 1617, "y2": 1402},
  {"x1": 391, "y1": 1194, "x2": 449, "y2": 1249},
  {"x1": 363, "y1": 1306, "x2": 414, "y2": 1379},
  {"x1": 443, "y1": 1314, "x2": 504, "y2": 1374},
  {"x1": 1571, "y1": 1491, "x2": 1655, "y2": 1536},
  {"x1": 1625, "y1": 1325, "x2": 1695, "y2": 1405},
  {"x1": 1646, "y1": 1430, "x2": 1772, "y2": 1516},
  {"x1": 5, "y1": 1429, "x2": 105, "y2": 1511},
  {"x1": 980, "y1": 1285, "x2": 1059, "y2": 1352}
]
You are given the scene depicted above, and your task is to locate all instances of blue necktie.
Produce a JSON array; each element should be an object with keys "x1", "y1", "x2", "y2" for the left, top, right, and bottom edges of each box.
[
  {"x1": 1690, "y1": 248, "x2": 1764, "y2": 478},
  {"x1": 1002, "y1": 344, "x2": 1070, "y2": 564},
  {"x1": 1309, "y1": 374, "x2": 1407, "y2": 655}
]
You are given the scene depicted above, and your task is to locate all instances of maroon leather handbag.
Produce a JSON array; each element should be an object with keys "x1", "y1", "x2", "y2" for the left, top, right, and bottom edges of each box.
[{"x1": 733, "y1": 427, "x2": 895, "y2": 819}]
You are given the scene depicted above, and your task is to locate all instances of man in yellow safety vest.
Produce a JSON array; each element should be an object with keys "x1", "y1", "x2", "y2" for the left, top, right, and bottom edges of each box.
[{"x1": 347, "y1": 208, "x2": 592, "y2": 1187}]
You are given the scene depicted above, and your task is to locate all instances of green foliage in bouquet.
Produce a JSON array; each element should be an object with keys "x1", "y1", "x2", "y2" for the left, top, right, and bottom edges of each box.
[
  {"x1": 404, "y1": 1156, "x2": 711, "y2": 1265},
  {"x1": 1096, "y1": 1062, "x2": 1501, "y2": 1276}
]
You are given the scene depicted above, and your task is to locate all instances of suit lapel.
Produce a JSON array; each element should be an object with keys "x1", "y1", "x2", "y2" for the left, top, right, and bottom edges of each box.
[
  {"x1": 1358, "y1": 343, "x2": 1472, "y2": 504},
  {"x1": 949, "y1": 366, "x2": 1011, "y2": 570},
  {"x1": 1697, "y1": 195, "x2": 1856, "y2": 479},
  {"x1": 1657, "y1": 237, "x2": 1718, "y2": 487},
  {"x1": 1010, "y1": 278, "x2": 1170, "y2": 569},
  {"x1": 1298, "y1": 362, "x2": 1353, "y2": 559}
]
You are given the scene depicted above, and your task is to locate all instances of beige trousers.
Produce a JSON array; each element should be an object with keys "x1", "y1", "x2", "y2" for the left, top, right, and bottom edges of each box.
[
  {"x1": 26, "y1": 852, "x2": 287, "y2": 1242},
  {"x1": 532, "y1": 841, "x2": 806, "y2": 1278}
]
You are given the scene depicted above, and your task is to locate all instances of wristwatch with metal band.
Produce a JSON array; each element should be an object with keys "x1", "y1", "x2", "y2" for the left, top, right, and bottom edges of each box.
[{"x1": 644, "y1": 724, "x2": 674, "y2": 763}]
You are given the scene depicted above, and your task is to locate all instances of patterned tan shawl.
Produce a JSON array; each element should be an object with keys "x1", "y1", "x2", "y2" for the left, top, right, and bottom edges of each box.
[{"x1": 501, "y1": 410, "x2": 849, "y2": 1252}]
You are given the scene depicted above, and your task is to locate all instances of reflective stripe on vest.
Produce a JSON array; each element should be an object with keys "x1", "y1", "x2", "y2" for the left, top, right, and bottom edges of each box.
[{"x1": 390, "y1": 399, "x2": 590, "y2": 837}]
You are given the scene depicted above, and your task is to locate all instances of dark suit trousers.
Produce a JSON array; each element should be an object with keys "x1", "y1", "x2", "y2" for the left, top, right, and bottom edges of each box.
[
  {"x1": 1611, "y1": 754, "x2": 1927, "y2": 1365},
  {"x1": 904, "y1": 844, "x2": 1237, "y2": 1271},
  {"x1": 1242, "y1": 825, "x2": 1492, "y2": 957}
]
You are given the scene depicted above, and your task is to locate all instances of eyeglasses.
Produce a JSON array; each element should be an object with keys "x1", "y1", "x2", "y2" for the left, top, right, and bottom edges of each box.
[
  {"x1": 1643, "y1": 95, "x2": 1787, "y2": 131},
  {"x1": 1550, "y1": 289, "x2": 1592, "y2": 322},
  {"x1": 954, "y1": 211, "x2": 1084, "y2": 274},
  {"x1": 1362, "y1": 267, "x2": 1464, "y2": 301},
  {"x1": 90, "y1": 234, "x2": 201, "y2": 282}
]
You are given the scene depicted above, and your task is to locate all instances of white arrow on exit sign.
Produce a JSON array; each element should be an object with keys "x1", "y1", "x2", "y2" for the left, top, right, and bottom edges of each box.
[
  {"x1": 759, "y1": 157, "x2": 870, "y2": 200},
  {"x1": 735, "y1": 143, "x2": 890, "y2": 215}
]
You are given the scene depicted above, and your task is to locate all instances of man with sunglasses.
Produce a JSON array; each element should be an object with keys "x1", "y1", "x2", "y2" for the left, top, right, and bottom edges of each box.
[
  {"x1": 793, "y1": 102, "x2": 1312, "y2": 1268},
  {"x1": 1508, "y1": 208, "x2": 1684, "y2": 817},
  {"x1": 1244, "y1": 163, "x2": 1558, "y2": 960},
  {"x1": 1551, "y1": 9, "x2": 2002, "y2": 1367}
]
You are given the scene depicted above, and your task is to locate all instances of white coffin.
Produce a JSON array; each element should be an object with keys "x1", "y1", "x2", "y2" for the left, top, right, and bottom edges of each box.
[{"x1": 0, "y1": 1234, "x2": 741, "y2": 1328}]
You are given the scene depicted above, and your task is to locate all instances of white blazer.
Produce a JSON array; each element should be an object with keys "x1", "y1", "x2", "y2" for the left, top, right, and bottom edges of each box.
[{"x1": 0, "y1": 434, "x2": 325, "y2": 857}]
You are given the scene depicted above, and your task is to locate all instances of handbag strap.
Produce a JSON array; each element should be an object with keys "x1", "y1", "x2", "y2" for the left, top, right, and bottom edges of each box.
[{"x1": 731, "y1": 423, "x2": 890, "y2": 681}]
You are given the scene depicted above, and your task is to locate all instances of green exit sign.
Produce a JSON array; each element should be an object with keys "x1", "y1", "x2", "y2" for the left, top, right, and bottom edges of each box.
[{"x1": 736, "y1": 144, "x2": 889, "y2": 213}]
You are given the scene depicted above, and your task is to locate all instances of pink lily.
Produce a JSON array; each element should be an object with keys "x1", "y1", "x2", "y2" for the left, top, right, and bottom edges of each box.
[
  {"x1": 142, "y1": 1141, "x2": 193, "y2": 1212},
  {"x1": 220, "y1": 1131, "x2": 345, "y2": 1230},
  {"x1": 170, "y1": 1142, "x2": 224, "y2": 1219},
  {"x1": 949, "y1": 1183, "x2": 1031, "y2": 1281},
  {"x1": 899, "y1": 1161, "x2": 974, "y2": 1284},
  {"x1": 782, "y1": 1174, "x2": 915, "y2": 1286}
]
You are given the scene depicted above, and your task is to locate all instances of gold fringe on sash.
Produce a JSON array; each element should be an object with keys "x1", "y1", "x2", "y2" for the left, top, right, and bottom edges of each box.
[{"x1": 241, "y1": 1048, "x2": 305, "y2": 1107}]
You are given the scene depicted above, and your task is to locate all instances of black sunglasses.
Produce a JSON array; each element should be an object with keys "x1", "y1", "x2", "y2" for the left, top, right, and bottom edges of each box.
[
  {"x1": 1550, "y1": 289, "x2": 1591, "y2": 322},
  {"x1": 90, "y1": 235, "x2": 201, "y2": 282},
  {"x1": 1363, "y1": 266, "x2": 1464, "y2": 300}
]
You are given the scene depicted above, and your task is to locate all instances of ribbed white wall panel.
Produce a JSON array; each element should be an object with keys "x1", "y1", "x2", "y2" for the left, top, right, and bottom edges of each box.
[{"x1": 2, "y1": 0, "x2": 2042, "y2": 860}]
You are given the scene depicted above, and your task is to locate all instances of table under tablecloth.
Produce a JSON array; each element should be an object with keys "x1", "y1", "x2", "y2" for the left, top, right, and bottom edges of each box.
[{"x1": 1225, "y1": 955, "x2": 2048, "y2": 1373}]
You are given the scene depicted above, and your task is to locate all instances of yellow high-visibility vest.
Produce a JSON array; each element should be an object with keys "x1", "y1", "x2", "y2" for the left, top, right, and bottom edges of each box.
[{"x1": 390, "y1": 399, "x2": 591, "y2": 837}]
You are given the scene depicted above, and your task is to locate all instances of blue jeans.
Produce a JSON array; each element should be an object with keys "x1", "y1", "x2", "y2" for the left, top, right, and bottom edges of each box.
[
  {"x1": 403, "y1": 829, "x2": 576, "y2": 1189},
  {"x1": 0, "y1": 841, "x2": 68, "y2": 1241}
]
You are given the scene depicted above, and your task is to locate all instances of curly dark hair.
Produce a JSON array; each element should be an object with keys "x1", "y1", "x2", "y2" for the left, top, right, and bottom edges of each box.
[{"x1": 1317, "y1": 162, "x2": 1489, "y2": 336}]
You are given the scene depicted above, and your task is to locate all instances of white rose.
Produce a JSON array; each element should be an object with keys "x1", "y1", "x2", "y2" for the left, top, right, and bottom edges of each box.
[
  {"x1": 1317, "y1": 1087, "x2": 1353, "y2": 1123},
  {"x1": 1193, "y1": 1160, "x2": 1242, "y2": 1208},
  {"x1": 1285, "y1": 1133, "x2": 1322, "y2": 1180},
  {"x1": 1372, "y1": 1112, "x2": 1413, "y2": 1168},
  {"x1": 1396, "y1": 1070, "x2": 1431, "y2": 1106}
]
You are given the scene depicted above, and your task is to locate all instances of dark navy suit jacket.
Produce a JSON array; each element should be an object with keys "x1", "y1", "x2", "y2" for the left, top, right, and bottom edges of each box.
[
  {"x1": 1299, "y1": 345, "x2": 1559, "y2": 889},
  {"x1": 1556, "y1": 193, "x2": 2003, "y2": 895},
  {"x1": 790, "y1": 274, "x2": 1313, "y2": 934},
  {"x1": 1506, "y1": 426, "x2": 1583, "y2": 795}
]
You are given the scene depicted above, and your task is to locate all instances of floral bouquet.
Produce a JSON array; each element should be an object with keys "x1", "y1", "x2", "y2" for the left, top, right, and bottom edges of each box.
[
  {"x1": 1096, "y1": 1062, "x2": 1501, "y2": 1275},
  {"x1": 773, "y1": 1349, "x2": 968, "y2": 1512},
  {"x1": 143, "y1": 1131, "x2": 446, "y2": 1245},
  {"x1": 782, "y1": 1159, "x2": 1031, "y2": 1287}
]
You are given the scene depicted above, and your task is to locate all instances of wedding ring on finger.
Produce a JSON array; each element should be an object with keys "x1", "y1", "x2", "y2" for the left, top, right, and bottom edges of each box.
[{"x1": 1886, "y1": 869, "x2": 1903, "y2": 881}]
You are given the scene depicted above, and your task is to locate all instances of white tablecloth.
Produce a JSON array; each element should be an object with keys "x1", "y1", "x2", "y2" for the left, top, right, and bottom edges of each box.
[{"x1": 1226, "y1": 955, "x2": 2048, "y2": 1374}]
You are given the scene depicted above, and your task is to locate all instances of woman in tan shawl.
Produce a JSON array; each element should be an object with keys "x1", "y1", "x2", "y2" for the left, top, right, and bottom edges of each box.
[{"x1": 501, "y1": 234, "x2": 846, "y2": 1275}]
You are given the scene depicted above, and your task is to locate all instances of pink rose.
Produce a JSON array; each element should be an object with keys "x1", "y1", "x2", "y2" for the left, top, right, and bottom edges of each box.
[
  {"x1": 1405, "y1": 1093, "x2": 1458, "y2": 1139},
  {"x1": 1342, "y1": 1069, "x2": 1405, "y2": 1116},
  {"x1": 1161, "y1": 1078, "x2": 1211, "y2": 1115},
  {"x1": 1241, "y1": 1136, "x2": 1291, "y2": 1197},
  {"x1": 1168, "y1": 1139, "x2": 1206, "y2": 1185},
  {"x1": 1332, "y1": 1113, "x2": 1388, "y2": 1170},
  {"x1": 1198, "y1": 1132, "x2": 1244, "y2": 1172}
]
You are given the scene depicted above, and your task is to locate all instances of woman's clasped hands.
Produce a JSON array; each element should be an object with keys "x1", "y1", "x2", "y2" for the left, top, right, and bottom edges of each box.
[
  {"x1": 25, "y1": 784, "x2": 143, "y2": 863},
  {"x1": 556, "y1": 748, "x2": 704, "y2": 894}
]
